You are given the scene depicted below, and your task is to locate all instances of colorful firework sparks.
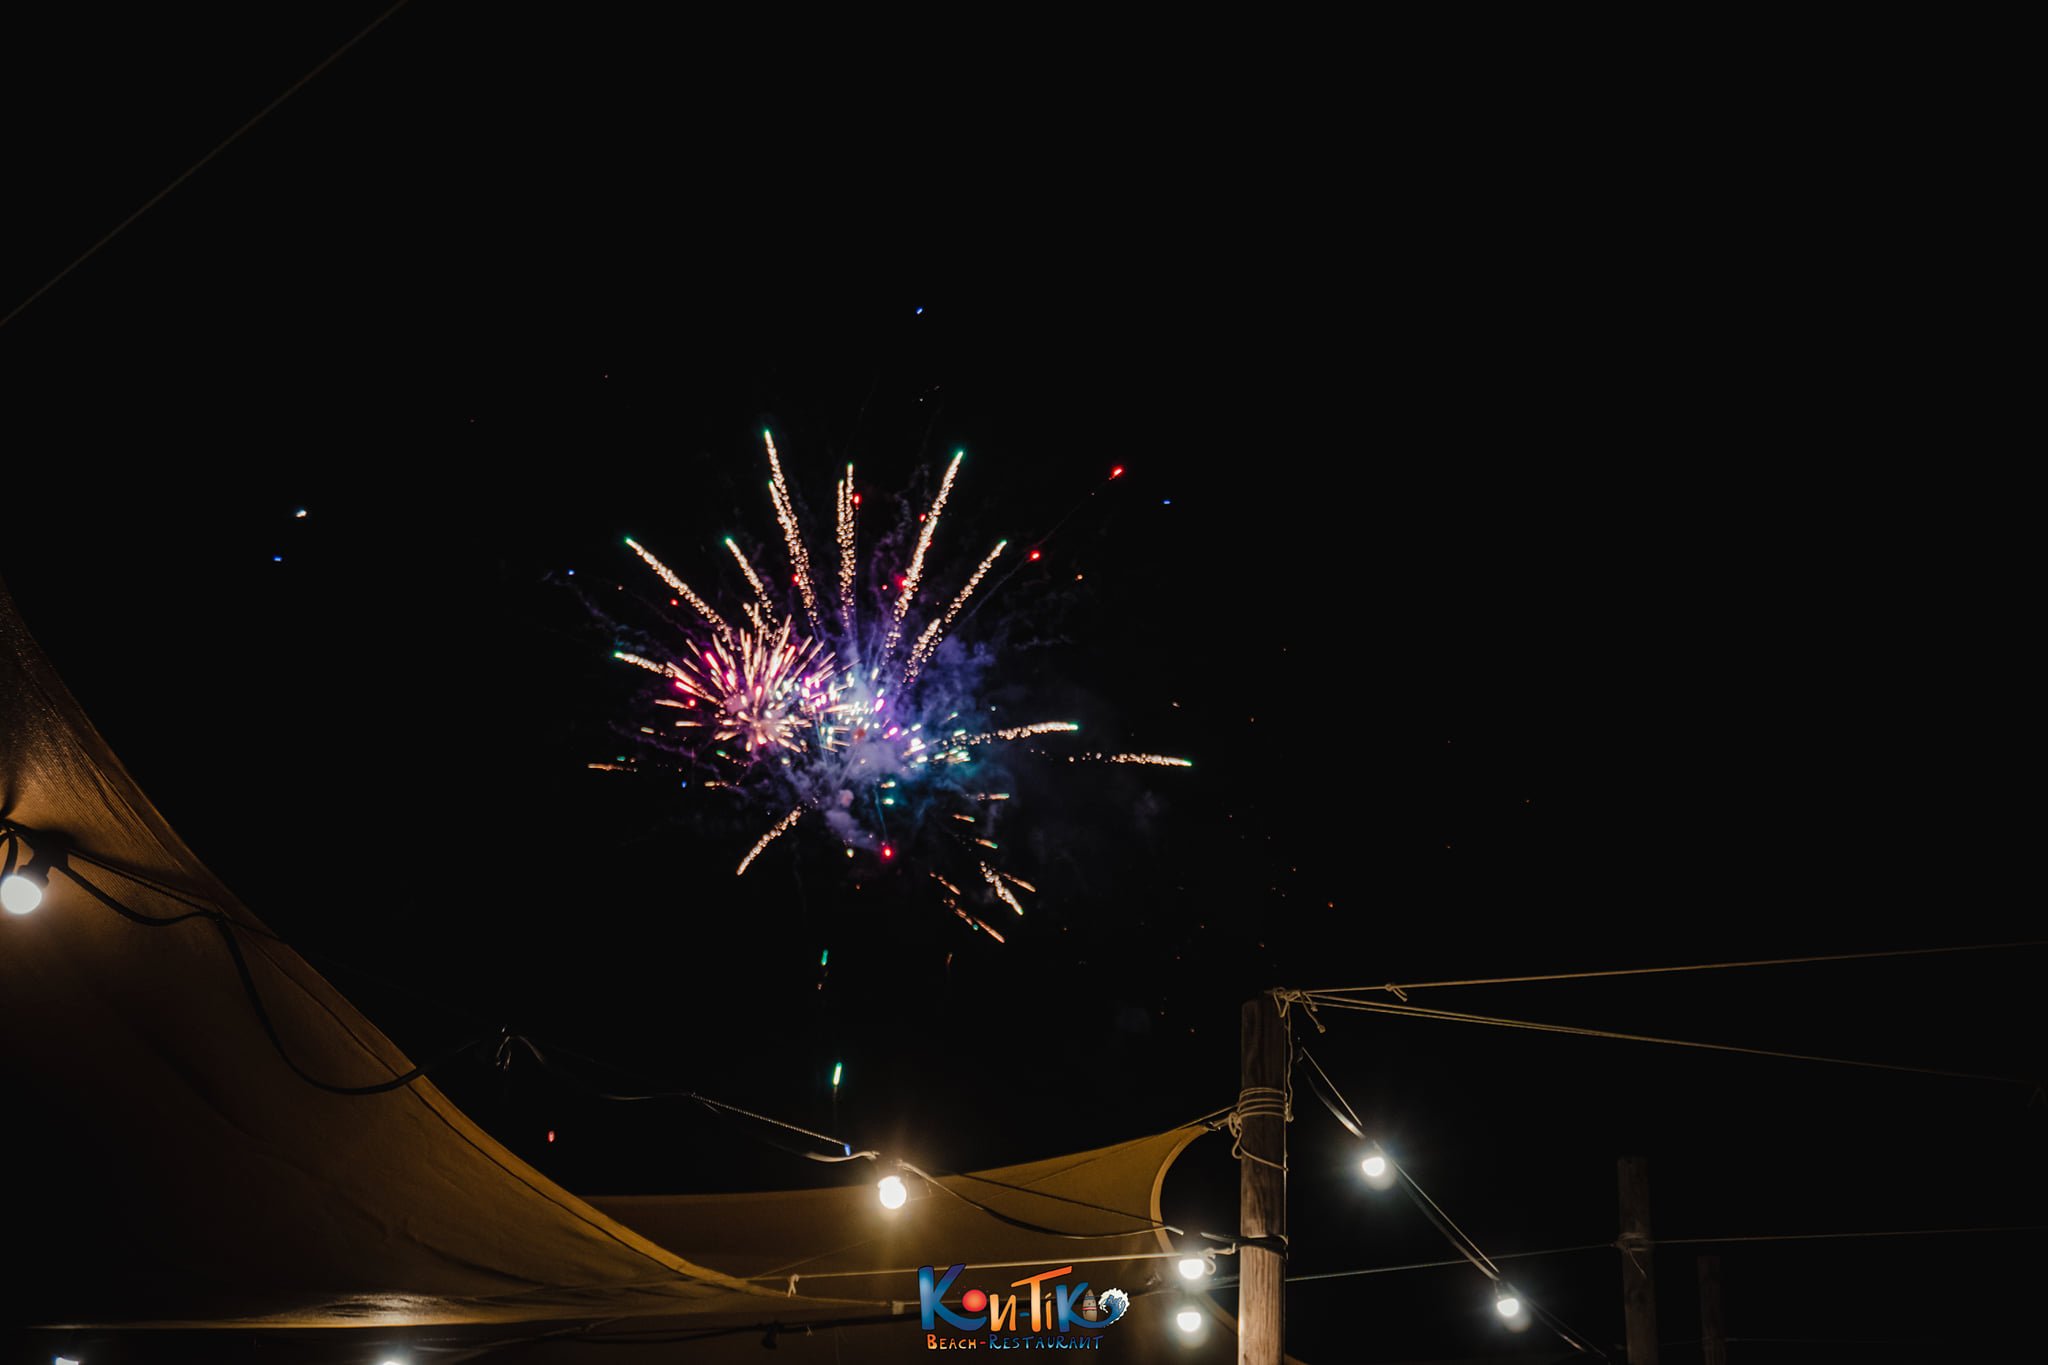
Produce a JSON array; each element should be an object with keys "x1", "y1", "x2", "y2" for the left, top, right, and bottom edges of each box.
[
  {"x1": 604, "y1": 434, "x2": 1189, "y2": 938},
  {"x1": 620, "y1": 618, "x2": 846, "y2": 755}
]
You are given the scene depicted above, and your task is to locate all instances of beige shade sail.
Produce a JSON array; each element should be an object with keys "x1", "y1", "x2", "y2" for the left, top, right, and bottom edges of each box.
[{"x1": 1, "y1": 580, "x2": 1265, "y2": 1362}]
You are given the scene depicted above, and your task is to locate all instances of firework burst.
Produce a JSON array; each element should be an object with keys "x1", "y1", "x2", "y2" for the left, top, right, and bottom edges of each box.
[{"x1": 604, "y1": 434, "x2": 1188, "y2": 938}]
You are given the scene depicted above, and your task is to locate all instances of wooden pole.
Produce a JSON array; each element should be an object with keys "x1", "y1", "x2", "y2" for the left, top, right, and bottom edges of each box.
[
  {"x1": 1617, "y1": 1156, "x2": 1659, "y2": 1365},
  {"x1": 1698, "y1": 1254, "x2": 1727, "y2": 1365},
  {"x1": 1238, "y1": 994, "x2": 1288, "y2": 1365}
]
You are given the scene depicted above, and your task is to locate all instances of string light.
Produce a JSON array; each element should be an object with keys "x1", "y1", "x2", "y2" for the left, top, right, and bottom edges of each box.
[
  {"x1": 1, "y1": 837, "x2": 54, "y2": 916},
  {"x1": 1175, "y1": 1309, "x2": 1201, "y2": 1333},
  {"x1": 878, "y1": 1174, "x2": 908, "y2": 1209},
  {"x1": 1, "y1": 866, "x2": 44, "y2": 915}
]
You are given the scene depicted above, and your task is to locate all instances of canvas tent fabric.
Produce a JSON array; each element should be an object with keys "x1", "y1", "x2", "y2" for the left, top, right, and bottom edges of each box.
[{"x1": 0, "y1": 581, "x2": 1255, "y2": 1363}]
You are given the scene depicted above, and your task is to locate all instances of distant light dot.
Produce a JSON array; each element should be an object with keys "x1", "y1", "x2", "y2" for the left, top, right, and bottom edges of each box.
[
  {"x1": 546, "y1": 1130, "x2": 556, "y2": 1143},
  {"x1": 915, "y1": 306, "x2": 924, "y2": 315},
  {"x1": 293, "y1": 508, "x2": 307, "y2": 518},
  {"x1": 1162, "y1": 499, "x2": 1172, "y2": 505},
  {"x1": 271, "y1": 555, "x2": 283, "y2": 563}
]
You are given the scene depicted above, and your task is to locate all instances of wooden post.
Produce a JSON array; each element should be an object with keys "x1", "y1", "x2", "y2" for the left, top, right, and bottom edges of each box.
[
  {"x1": 1238, "y1": 994, "x2": 1288, "y2": 1365},
  {"x1": 1698, "y1": 1255, "x2": 1726, "y2": 1365},
  {"x1": 1618, "y1": 1156, "x2": 1658, "y2": 1365}
]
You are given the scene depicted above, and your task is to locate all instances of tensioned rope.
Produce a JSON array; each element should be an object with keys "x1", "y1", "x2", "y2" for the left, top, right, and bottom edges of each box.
[
  {"x1": 1286, "y1": 1243, "x2": 1611, "y2": 1283},
  {"x1": 1280, "y1": 1225, "x2": 2048, "y2": 1284},
  {"x1": 1659, "y1": 1224, "x2": 2048, "y2": 1247},
  {"x1": 1304, "y1": 996, "x2": 2038, "y2": 1088},
  {"x1": 0, "y1": 0, "x2": 416, "y2": 331},
  {"x1": 1302, "y1": 940, "x2": 2046, "y2": 998}
]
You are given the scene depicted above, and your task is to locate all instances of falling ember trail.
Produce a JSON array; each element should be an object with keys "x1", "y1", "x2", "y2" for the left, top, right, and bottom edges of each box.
[
  {"x1": 964, "y1": 721, "x2": 1081, "y2": 744},
  {"x1": 724, "y1": 537, "x2": 777, "y2": 632},
  {"x1": 835, "y1": 462, "x2": 857, "y2": 630},
  {"x1": 764, "y1": 433, "x2": 822, "y2": 632},
  {"x1": 905, "y1": 539, "x2": 1006, "y2": 686},
  {"x1": 981, "y1": 862, "x2": 1025, "y2": 915},
  {"x1": 883, "y1": 450, "x2": 963, "y2": 659},
  {"x1": 624, "y1": 537, "x2": 731, "y2": 643},
  {"x1": 737, "y1": 806, "x2": 805, "y2": 876}
]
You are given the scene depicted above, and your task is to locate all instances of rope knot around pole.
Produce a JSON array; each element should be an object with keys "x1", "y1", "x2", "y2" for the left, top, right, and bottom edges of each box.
[
  {"x1": 1271, "y1": 987, "x2": 1328, "y2": 1033},
  {"x1": 1227, "y1": 1084, "x2": 1292, "y2": 1170}
]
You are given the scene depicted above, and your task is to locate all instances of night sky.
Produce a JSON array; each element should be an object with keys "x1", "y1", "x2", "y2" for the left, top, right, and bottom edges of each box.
[{"x1": 4, "y1": 8, "x2": 2042, "y2": 1361}]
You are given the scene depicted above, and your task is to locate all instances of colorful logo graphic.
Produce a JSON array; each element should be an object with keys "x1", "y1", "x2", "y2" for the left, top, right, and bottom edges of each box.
[{"x1": 920, "y1": 1262, "x2": 1129, "y2": 1349}]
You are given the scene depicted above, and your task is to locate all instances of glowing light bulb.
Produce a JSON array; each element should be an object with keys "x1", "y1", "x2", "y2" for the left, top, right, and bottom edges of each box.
[
  {"x1": 1175, "y1": 1309, "x2": 1201, "y2": 1333},
  {"x1": 1361, "y1": 1154, "x2": 1387, "y2": 1179},
  {"x1": 878, "y1": 1174, "x2": 908, "y2": 1209},
  {"x1": 1177, "y1": 1256, "x2": 1207, "y2": 1280},
  {"x1": 1, "y1": 872, "x2": 43, "y2": 916},
  {"x1": 1496, "y1": 1291, "x2": 1522, "y2": 1318}
]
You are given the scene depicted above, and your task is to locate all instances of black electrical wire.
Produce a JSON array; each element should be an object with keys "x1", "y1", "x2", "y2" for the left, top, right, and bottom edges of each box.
[
  {"x1": 899, "y1": 1159, "x2": 1181, "y2": 1240},
  {"x1": 59, "y1": 861, "x2": 224, "y2": 931},
  {"x1": 10, "y1": 818, "x2": 1213, "y2": 1239},
  {"x1": 506, "y1": 1039, "x2": 1186, "y2": 1239},
  {"x1": 10, "y1": 818, "x2": 881, "y2": 1160},
  {"x1": 952, "y1": 1169, "x2": 1174, "y2": 1230},
  {"x1": 1301, "y1": 1046, "x2": 1613, "y2": 1361},
  {"x1": 1296, "y1": 1046, "x2": 1365, "y2": 1139},
  {"x1": 199, "y1": 899, "x2": 502, "y2": 1095},
  {"x1": 1, "y1": 818, "x2": 500, "y2": 1097},
  {"x1": 499, "y1": 1034, "x2": 878, "y2": 1162}
]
